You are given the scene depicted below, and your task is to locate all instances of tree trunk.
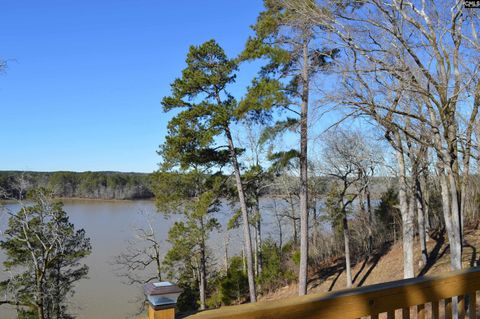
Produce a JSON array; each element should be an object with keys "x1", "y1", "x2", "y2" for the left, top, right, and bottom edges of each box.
[
  {"x1": 288, "y1": 198, "x2": 298, "y2": 245},
  {"x1": 37, "y1": 304, "x2": 45, "y2": 319},
  {"x1": 391, "y1": 132, "x2": 414, "y2": 278},
  {"x1": 155, "y1": 245, "x2": 162, "y2": 281},
  {"x1": 437, "y1": 159, "x2": 462, "y2": 270},
  {"x1": 446, "y1": 166, "x2": 463, "y2": 270},
  {"x1": 426, "y1": 98, "x2": 463, "y2": 270},
  {"x1": 477, "y1": 122, "x2": 480, "y2": 178},
  {"x1": 446, "y1": 122, "x2": 464, "y2": 253},
  {"x1": 312, "y1": 200, "x2": 319, "y2": 250},
  {"x1": 360, "y1": 184, "x2": 373, "y2": 254},
  {"x1": 343, "y1": 214, "x2": 352, "y2": 287},
  {"x1": 298, "y1": 36, "x2": 310, "y2": 297},
  {"x1": 225, "y1": 126, "x2": 257, "y2": 302},
  {"x1": 476, "y1": 123, "x2": 480, "y2": 224},
  {"x1": 419, "y1": 171, "x2": 431, "y2": 241},
  {"x1": 409, "y1": 145, "x2": 428, "y2": 266},
  {"x1": 242, "y1": 247, "x2": 247, "y2": 274},
  {"x1": 293, "y1": 217, "x2": 298, "y2": 246},
  {"x1": 36, "y1": 290, "x2": 46, "y2": 319},
  {"x1": 437, "y1": 160, "x2": 462, "y2": 318},
  {"x1": 255, "y1": 199, "x2": 262, "y2": 276},
  {"x1": 199, "y1": 255, "x2": 206, "y2": 310},
  {"x1": 416, "y1": 177, "x2": 428, "y2": 265},
  {"x1": 224, "y1": 232, "x2": 229, "y2": 272},
  {"x1": 359, "y1": 187, "x2": 366, "y2": 213},
  {"x1": 403, "y1": 196, "x2": 415, "y2": 278},
  {"x1": 415, "y1": 180, "x2": 428, "y2": 265},
  {"x1": 199, "y1": 217, "x2": 207, "y2": 310},
  {"x1": 273, "y1": 199, "x2": 283, "y2": 252},
  {"x1": 35, "y1": 268, "x2": 46, "y2": 319},
  {"x1": 460, "y1": 83, "x2": 479, "y2": 228},
  {"x1": 366, "y1": 186, "x2": 373, "y2": 253},
  {"x1": 254, "y1": 227, "x2": 258, "y2": 277}
]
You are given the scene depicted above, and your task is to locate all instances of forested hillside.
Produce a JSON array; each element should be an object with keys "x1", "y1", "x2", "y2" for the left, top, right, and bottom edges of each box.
[{"x1": 0, "y1": 171, "x2": 154, "y2": 200}]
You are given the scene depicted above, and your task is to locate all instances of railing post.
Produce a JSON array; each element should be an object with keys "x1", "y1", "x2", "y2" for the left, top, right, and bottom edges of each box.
[
  {"x1": 417, "y1": 304, "x2": 425, "y2": 319},
  {"x1": 459, "y1": 295, "x2": 466, "y2": 319},
  {"x1": 147, "y1": 304, "x2": 176, "y2": 319},
  {"x1": 432, "y1": 301, "x2": 440, "y2": 319},
  {"x1": 469, "y1": 291, "x2": 477, "y2": 319},
  {"x1": 445, "y1": 298, "x2": 453, "y2": 319}
]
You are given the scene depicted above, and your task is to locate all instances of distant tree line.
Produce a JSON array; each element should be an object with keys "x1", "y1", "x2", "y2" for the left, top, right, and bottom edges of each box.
[
  {"x1": 0, "y1": 171, "x2": 393, "y2": 203},
  {"x1": 0, "y1": 171, "x2": 154, "y2": 200}
]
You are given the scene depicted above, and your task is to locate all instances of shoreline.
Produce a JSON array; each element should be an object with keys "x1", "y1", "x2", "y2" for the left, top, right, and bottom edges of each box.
[
  {"x1": 60, "y1": 196, "x2": 154, "y2": 202},
  {"x1": 0, "y1": 197, "x2": 155, "y2": 204}
]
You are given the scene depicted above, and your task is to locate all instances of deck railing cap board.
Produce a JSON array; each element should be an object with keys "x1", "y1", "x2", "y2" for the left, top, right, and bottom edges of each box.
[{"x1": 185, "y1": 267, "x2": 480, "y2": 319}]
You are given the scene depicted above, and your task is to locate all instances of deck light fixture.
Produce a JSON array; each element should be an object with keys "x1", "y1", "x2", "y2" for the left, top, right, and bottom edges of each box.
[{"x1": 144, "y1": 281, "x2": 183, "y2": 319}]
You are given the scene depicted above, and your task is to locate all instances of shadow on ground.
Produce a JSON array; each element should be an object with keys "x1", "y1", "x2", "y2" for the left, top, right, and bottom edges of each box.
[
  {"x1": 418, "y1": 229, "x2": 447, "y2": 277},
  {"x1": 307, "y1": 240, "x2": 394, "y2": 292}
]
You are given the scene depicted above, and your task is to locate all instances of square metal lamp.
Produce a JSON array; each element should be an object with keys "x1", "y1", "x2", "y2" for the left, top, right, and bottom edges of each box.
[{"x1": 144, "y1": 282, "x2": 183, "y2": 319}]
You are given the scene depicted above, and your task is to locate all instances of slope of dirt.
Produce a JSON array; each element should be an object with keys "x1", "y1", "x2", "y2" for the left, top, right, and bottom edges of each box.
[{"x1": 260, "y1": 227, "x2": 480, "y2": 301}]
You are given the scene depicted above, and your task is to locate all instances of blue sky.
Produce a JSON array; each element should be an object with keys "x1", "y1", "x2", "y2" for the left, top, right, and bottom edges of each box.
[{"x1": 0, "y1": 1, "x2": 265, "y2": 172}]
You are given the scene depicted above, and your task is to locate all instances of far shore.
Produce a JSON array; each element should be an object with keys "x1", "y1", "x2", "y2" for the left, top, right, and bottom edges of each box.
[{"x1": 0, "y1": 197, "x2": 155, "y2": 204}]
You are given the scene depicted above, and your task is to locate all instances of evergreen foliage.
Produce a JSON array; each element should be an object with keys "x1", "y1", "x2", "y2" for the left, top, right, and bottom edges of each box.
[
  {"x1": 159, "y1": 39, "x2": 259, "y2": 303},
  {"x1": 240, "y1": 0, "x2": 338, "y2": 296},
  {"x1": 206, "y1": 257, "x2": 249, "y2": 308},
  {"x1": 0, "y1": 188, "x2": 91, "y2": 319},
  {"x1": 256, "y1": 240, "x2": 295, "y2": 293},
  {"x1": 374, "y1": 187, "x2": 402, "y2": 240}
]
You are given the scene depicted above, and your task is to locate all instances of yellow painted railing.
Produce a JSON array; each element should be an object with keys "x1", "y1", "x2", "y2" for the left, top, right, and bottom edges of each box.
[{"x1": 186, "y1": 268, "x2": 480, "y2": 319}]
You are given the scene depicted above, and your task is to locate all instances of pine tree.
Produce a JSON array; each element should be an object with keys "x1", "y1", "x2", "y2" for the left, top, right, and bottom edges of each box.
[
  {"x1": 160, "y1": 40, "x2": 257, "y2": 302},
  {"x1": 239, "y1": 0, "x2": 338, "y2": 295},
  {"x1": 153, "y1": 171, "x2": 222, "y2": 310}
]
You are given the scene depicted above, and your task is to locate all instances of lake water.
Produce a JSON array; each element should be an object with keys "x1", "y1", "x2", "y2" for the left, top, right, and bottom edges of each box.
[{"x1": 0, "y1": 199, "x2": 289, "y2": 319}]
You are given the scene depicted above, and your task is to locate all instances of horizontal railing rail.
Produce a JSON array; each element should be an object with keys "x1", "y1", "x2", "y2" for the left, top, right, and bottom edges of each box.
[{"x1": 186, "y1": 267, "x2": 480, "y2": 319}]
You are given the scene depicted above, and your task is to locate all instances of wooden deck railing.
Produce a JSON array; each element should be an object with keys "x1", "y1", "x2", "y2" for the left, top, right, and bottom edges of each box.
[{"x1": 186, "y1": 267, "x2": 480, "y2": 319}]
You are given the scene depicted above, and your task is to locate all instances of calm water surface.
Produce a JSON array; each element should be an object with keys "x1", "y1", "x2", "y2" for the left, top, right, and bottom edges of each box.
[{"x1": 0, "y1": 199, "x2": 285, "y2": 319}]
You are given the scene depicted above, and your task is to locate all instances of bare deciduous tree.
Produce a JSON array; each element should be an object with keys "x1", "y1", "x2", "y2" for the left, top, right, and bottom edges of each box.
[
  {"x1": 321, "y1": 129, "x2": 382, "y2": 286},
  {"x1": 113, "y1": 211, "x2": 164, "y2": 285},
  {"x1": 290, "y1": 0, "x2": 480, "y2": 275}
]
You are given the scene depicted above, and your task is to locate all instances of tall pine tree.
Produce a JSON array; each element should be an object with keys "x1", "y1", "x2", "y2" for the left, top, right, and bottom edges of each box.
[
  {"x1": 239, "y1": 0, "x2": 337, "y2": 295},
  {"x1": 160, "y1": 40, "x2": 257, "y2": 302}
]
